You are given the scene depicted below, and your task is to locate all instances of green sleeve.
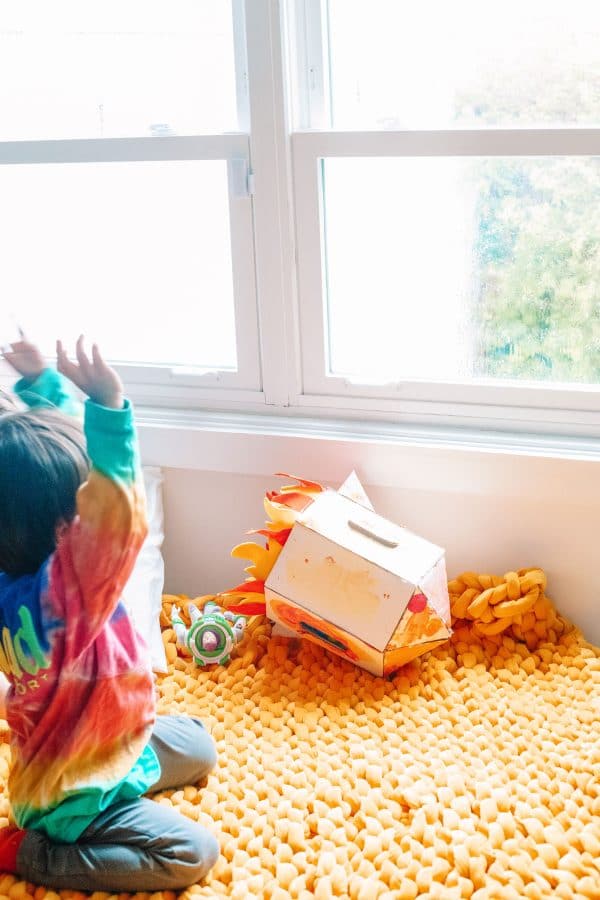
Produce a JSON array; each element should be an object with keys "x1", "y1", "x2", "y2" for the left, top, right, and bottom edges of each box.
[
  {"x1": 84, "y1": 398, "x2": 140, "y2": 483},
  {"x1": 14, "y1": 368, "x2": 81, "y2": 417}
]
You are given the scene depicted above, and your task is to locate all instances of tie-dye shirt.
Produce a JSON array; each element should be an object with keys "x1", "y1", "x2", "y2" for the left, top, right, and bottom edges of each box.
[{"x1": 0, "y1": 370, "x2": 158, "y2": 842}]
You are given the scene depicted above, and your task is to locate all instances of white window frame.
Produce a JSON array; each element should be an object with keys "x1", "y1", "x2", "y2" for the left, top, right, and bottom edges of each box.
[
  {"x1": 3, "y1": 0, "x2": 600, "y2": 440},
  {"x1": 289, "y1": 0, "x2": 600, "y2": 435}
]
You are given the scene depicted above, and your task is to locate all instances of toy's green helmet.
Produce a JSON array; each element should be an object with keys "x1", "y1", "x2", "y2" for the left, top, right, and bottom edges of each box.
[{"x1": 172, "y1": 601, "x2": 246, "y2": 667}]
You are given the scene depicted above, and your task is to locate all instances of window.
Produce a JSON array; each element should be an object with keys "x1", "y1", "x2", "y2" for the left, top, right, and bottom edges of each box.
[
  {"x1": 0, "y1": 0, "x2": 260, "y2": 399},
  {"x1": 292, "y1": 0, "x2": 600, "y2": 432},
  {"x1": 2, "y1": 1, "x2": 600, "y2": 435}
]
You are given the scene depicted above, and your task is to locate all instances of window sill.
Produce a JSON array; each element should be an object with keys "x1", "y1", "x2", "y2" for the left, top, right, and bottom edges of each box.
[{"x1": 136, "y1": 406, "x2": 600, "y2": 502}]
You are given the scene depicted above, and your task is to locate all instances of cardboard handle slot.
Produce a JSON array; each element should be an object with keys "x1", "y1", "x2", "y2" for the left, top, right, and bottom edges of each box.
[
  {"x1": 348, "y1": 518, "x2": 399, "y2": 548},
  {"x1": 300, "y1": 621, "x2": 348, "y2": 652}
]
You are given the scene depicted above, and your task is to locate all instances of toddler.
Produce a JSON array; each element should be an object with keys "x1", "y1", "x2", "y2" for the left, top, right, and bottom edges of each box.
[{"x1": 0, "y1": 335, "x2": 219, "y2": 890}]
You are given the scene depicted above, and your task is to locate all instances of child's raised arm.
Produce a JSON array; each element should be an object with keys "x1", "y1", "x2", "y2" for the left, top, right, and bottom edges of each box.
[
  {"x1": 53, "y1": 337, "x2": 147, "y2": 651},
  {"x1": 2, "y1": 331, "x2": 79, "y2": 416}
]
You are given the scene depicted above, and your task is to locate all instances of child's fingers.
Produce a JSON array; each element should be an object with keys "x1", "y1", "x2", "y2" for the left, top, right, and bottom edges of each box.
[
  {"x1": 1, "y1": 347, "x2": 19, "y2": 364},
  {"x1": 91, "y1": 343, "x2": 110, "y2": 373},
  {"x1": 58, "y1": 358, "x2": 84, "y2": 387},
  {"x1": 56, "y1": 346, "x2": 73, "y2": 376},
  {"x1": 56, "y1": 340, "x2": 84, "y2": 386},
  {"x1": 56, "y1": 344, "x2": 75, "y2": 375},
  {"x1": 75, "y1": 334, "x2": 93, "y2": 377},
  {"x1": 56, "y1": 339, "x2": 68, "y2": 367}
]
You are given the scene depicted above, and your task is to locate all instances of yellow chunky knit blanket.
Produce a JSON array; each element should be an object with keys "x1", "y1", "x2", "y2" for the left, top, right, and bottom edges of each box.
[{"x1": 0, "y1": 567, "x2": 598, "y2": 899}]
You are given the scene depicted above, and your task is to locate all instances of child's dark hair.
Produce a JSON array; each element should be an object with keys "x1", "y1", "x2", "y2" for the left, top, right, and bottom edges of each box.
[{"x1": 0, "y1": 409, "x2": 89, "y2": 576}]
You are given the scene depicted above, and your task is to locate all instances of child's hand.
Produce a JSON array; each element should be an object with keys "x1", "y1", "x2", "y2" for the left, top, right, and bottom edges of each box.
[
  {"x1": 57, "y1": 336, "x2": 124, "y2": 410},
  {"x1": 1, "y1": 330, "x2": 46, "y2": 381}
]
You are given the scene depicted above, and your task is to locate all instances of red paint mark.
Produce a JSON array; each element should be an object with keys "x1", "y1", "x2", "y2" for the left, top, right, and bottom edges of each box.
[
  {"x1": 247, "y1": 527, "x2": 292, "y2": 545},
  {"x1": 408, "y1": 593, "x2": 427, "y2": 613},
  {"x1": 266, "y1": 490, "x2": 313, "y2": 511},
  {"x1": 228, "y1": 580, "x2": 265, "y2": 594},
  {"x1": 273, "y1": 473, "x2": 324, "y2": 492},
  {"x1": 228, "y1": 602, "x2": 266, "y2": 616}
]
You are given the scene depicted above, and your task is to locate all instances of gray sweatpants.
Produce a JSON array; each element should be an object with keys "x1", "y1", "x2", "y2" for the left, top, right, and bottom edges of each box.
[{"x1": 16, "y1": 715, "x2": 220, "y2": 891}]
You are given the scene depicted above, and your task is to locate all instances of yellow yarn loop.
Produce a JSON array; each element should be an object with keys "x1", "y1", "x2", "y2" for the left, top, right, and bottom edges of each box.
[{"x1": 448, "y1": 567, "x2": 567, "y2": 649}]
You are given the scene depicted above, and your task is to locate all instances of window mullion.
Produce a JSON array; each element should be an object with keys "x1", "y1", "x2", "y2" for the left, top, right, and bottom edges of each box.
[
  {"x1": 227, "y1": 150, "x2": 262, "y2": 389},
  {"x1": 244, "y1": 0, "x2": 299, "y2": 407}
]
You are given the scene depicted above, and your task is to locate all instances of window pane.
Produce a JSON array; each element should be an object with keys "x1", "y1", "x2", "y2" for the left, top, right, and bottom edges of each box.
[
  {"x1": 322, "y1": 157, "x2": 600, "y2": 386},
  {"x1": 0, "y1": 161, "x2": 237, "y2": 369},
  {"x1": 326, "y1": 0, "x2": 600, "y2": 129},
  {"x1": 0, "y1": 1, "x2": 237, "y2": 140}
]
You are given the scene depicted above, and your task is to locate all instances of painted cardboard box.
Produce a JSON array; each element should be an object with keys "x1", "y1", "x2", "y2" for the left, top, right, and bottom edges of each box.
[{"x1": 264, "y1": 475, "x2": 451, "y2": 676}]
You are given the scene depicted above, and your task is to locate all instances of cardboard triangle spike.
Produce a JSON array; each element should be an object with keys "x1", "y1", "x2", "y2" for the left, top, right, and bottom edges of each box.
[
  {"x1": 387, "y1": 590, "x2": 451, "y2": 650},
  {"x1": 337, "y1": 471, "x2": 375, "y2": 511},
  {"x1": 419, "y1": 557, "x2": 452, "y2": 626}
]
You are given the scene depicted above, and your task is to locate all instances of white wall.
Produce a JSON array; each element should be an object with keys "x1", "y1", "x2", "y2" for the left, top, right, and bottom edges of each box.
[{"x1": 159, "y1": 458, "x2": 600, "y2": 646}]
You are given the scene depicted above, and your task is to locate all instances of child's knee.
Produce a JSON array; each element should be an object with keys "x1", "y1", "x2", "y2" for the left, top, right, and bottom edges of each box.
[
  {"x1": 177, "y1": 826, "x2": 219, "y2": 884},
  {"x1": 190, "y1": 719, "x2": 218, "y2": 779}
]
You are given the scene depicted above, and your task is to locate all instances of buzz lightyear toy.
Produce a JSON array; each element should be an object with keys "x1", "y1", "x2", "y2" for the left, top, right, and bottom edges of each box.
[{"x1": 172, "y1": 600, "x2": 247, "y2": 667}]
